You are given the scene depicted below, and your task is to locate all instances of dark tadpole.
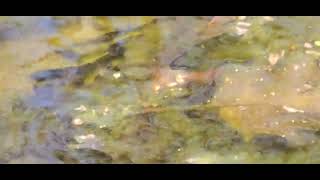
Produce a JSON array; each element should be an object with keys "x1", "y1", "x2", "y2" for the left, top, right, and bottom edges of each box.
[
  {"x1": 55, "y1": 148, "x2": 113, "y2": 164},
  {"x1": 184, "y1": 109, "x2": 220, "y2": 123},
  {"x1": 252, "y1": 134, "x2": 289, "y2": 151},
  {"x1": 31, "y1": 69, "x2": 65, "y2": 82},
  {"x1": 54, "y1": 150, "x2": 79, "y2": 164},
  {"x1": 31, "y1": 43, "x2": 125, "y2": 83},
  {"x1": 74, "y1": 148, "x2": 113, "y2": 164},
  {"x1": 187, "y1": 81, "x2": 216, "y2": 105},
  {"x1": 108, "y1": 43, "x2": 125, "y2": 58},
  {"x1": 184, "y1": 110, "x2": 203, "y2": 119},
  {"x1": 169, "y1": 51, "x2": 191, "y2": 70}
]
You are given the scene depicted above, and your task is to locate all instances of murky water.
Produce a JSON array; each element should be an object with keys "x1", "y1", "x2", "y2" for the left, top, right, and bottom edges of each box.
[{"x1": 2, "y1": 16, "x2": 320, "y2": 163}]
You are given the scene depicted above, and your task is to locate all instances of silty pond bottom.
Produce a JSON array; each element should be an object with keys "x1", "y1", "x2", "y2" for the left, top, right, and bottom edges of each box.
[{"x1": 1, "y1": 16, "x2": 320, "y2": 163}]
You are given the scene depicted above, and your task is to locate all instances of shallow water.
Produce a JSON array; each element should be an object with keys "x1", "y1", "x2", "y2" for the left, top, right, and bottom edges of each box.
[{"x1": 2, "y1": 16, "x2": 320, "y2": 163}]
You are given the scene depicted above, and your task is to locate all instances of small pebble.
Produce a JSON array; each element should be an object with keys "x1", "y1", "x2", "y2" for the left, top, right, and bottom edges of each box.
[
  {"x1": 113, "y1": 72, "x2": 121, "y2": 79},
  {"x1": 268, "y1": 53, "x2": 280, "y2": 66},
  {"x1": 72, "y1": 118, "x2": 83, "y2": 125},
  {"x1": 238, "y1": 16, "x2": 247, "y2": 20},
  {"x1": 263, "y1": 16, "x2": 274, "y2": 21},
  {"x1": 304, "y1": 42, "x2": 313, "y2": 49}
]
